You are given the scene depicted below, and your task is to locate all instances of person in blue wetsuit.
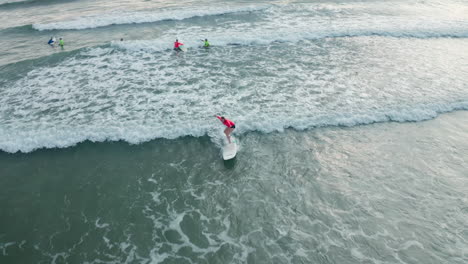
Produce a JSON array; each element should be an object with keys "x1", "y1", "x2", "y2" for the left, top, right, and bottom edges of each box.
[{"x1": 48, "y1": 37, "x2": 56, "y2": 46}]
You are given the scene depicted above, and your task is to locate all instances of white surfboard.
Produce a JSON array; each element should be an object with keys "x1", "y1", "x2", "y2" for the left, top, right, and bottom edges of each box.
[
  {"x1": 222, "y1": 137, "x2": 237, "y2": 160},
  {"x1": 180, "y1": 46, "x2": 187, "y2": 52}
]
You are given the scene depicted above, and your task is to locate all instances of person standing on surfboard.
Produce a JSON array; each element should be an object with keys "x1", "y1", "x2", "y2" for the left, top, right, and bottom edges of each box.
[
  {"x1": 215, "y1": 115, "x2": 235, "y2": 144},
  {"x1": 174, "y1": 39, "x2": 184, "y2": 51}
]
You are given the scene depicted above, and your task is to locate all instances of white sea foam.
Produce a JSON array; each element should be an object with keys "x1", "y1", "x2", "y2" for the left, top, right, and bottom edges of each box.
[
  {"x1": 1, "y1": 101, "x2": 467, "y2": 154},
  {"x1": 0, "y1": 242, "x2": 16, "y2": 255},
  {"x1": 2, "y1": 8, "x2": 468, "y2": 153},
  {"x1": 113, "y1": 24, "x2": 468, "y2": 55},
  {"x1": 142, "y1": 173, "x2": 256, "y2": 264},
  {"x1": 108, "y1": 3, "x2": 468, "y2": 55},
  {"x1": 94, "y1": 218, "x2": 110, "y2": 229},
  {"x1": 32, "y1": 4, "x2": 270, "y2": 31},
  {"x1": 31, "y1": 1, "x2": 468, "y2": 41}
]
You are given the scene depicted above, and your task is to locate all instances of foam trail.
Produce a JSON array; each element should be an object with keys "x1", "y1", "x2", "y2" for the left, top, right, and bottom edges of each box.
[{"x1": 32, "y1": 5, "x2": 270, "y2": 31}]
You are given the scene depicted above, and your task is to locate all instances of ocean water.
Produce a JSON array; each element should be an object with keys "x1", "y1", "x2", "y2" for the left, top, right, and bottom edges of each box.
[{"x1": 0, "y1": 0, "x2": 467, "y2": 263}]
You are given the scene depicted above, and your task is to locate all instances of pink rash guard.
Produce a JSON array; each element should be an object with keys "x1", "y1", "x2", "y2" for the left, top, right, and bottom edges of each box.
[
  {"x1": 216, "y1": 116, "x2": 235, "y2": 128},
  {"x1": 174, "y1": 41, "x2": 183, "y2": 48}
]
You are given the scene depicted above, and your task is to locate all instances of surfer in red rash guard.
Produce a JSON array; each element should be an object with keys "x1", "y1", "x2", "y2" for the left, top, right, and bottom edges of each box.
[
  {"x1": 215, "y1": 115, "x2": 236, "y2": 144},
  {"x1": 174, "y1": 39, "x2": 184, "y2": 51}
]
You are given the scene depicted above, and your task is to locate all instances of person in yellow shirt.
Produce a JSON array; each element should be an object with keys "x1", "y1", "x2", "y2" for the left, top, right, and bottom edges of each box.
[{"x1": 202, "y1": 38, "x2": 210, "y2": 48}]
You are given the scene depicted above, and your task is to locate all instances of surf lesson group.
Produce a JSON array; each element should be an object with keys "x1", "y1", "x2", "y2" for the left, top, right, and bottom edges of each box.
[
  {"x1": 174, "y1": 38, "x2": 237, "y2": 159},
  {"x1": 47, "y1": 36, "x2": 64, "y2": 48},
  {"x1": 46, "y1": 37, "x2": 209, "y2": 51},
  {"x1": 173, "y1": 38, "x2": 210, "y2": 51},
  {"x1": 174, "y1": 39, "x2": 237, "y2": 160},
  {"x1": 172, "y1": 38, "x2": 239, "y2": 159},
  {"x1": 45, "y1": 35, "x2": 236, "y2": 159}
]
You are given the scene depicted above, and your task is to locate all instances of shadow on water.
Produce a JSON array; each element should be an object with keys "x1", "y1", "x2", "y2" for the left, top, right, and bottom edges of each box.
[{"x1": 223, "y1": 157, "x2": 236, "y2": 169}]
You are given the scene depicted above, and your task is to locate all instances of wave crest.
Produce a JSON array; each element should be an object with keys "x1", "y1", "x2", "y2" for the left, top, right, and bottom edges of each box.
[
  {"x1": 32, "y1": 5, "x2": 270, "y2": 31},
  {"x1": 1, "y1": 102, "x2": 467, "y2": 153}
]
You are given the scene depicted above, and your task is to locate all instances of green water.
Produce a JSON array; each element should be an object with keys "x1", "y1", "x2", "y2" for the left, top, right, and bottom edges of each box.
[
  {"x1": 1, "y1": 112, "x2": 467, "y2": 263},
  {"x1": 1, "y1": 0, "x2": 468, "y2": 263}
]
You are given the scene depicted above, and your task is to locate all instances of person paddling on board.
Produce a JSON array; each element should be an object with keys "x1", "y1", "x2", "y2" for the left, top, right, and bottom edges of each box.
[
  {"x1": 202, "y1": 38, "x2": 210, "y2": 48},
  {"x1": 174, "y1": 39, "x2": 184, "y2": 51},
  {"x1": 48, "y1": 36, "x2": 56, "y2": 47},
  {"x1": 215, "y1": 115, "x2": 235, "y2": 144}
]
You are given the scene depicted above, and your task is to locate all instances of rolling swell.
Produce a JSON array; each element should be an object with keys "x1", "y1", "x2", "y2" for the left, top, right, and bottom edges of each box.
[
  {"x1": 0, "y1": 0, "x2": 33, "y2": 7},
  {"x1": 30, "y1": 3, "x2": 468, "y2": 41},
  {"x1": 0, "y1": 0, "x2": 75, "y2": 9},
  {"x1": 0, "y1": 24, "x2": 35, "y2": 34},
  {"x1": 32, "y1": 5, "x2": 271, "y2": 31}
]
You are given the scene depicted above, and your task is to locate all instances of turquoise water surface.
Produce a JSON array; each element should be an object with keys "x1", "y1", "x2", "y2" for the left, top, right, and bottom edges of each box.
[{"x1": 0, "y1": 0, "x2": 467, "y2": 263}]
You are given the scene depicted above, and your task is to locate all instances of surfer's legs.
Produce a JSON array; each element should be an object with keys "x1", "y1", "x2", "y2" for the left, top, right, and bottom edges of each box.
[
  {"x1": 224, "y1": 127, "x2": 230, "y2": 143},
  {"x1": 224, "y1": 127, "x2": 235, "y2": 143}
]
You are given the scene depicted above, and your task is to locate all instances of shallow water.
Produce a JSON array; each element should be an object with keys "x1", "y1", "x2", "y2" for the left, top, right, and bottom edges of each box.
[{"x1": 1, "y1": 111, "x2": 467, "y2": 263}]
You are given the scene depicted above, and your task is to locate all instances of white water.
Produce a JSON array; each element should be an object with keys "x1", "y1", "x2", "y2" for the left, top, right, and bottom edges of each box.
[
  {"x1": 0, "y1": 34, "x2": 467, "y2": 153},
  {"x1": 1, "y1": 1, "x2": 468, "y2": 153},
  {"x1": 1, "y1": 1, "x2": 468, "y2": 263},
  {"x1": 31, "y1": 2, "x2": 468, "y2": 36}
]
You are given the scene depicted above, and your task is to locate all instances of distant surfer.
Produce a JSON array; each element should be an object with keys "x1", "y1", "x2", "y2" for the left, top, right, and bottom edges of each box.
[
  {"x1": 202, "y1": 38, "x2": 210, "y2": 48},
  {"x1": 215, "y1": 115, "x2": 235, "y2": 144},
  {"x1": 58, "y1": 37, "x2": 64, "y2": 48},
  {"x1": 48, "y1": 36, "x2": 56, "y2": 47},
  {"x1": 174, "y1": 39, "x2": 184, "y2": 51}
]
